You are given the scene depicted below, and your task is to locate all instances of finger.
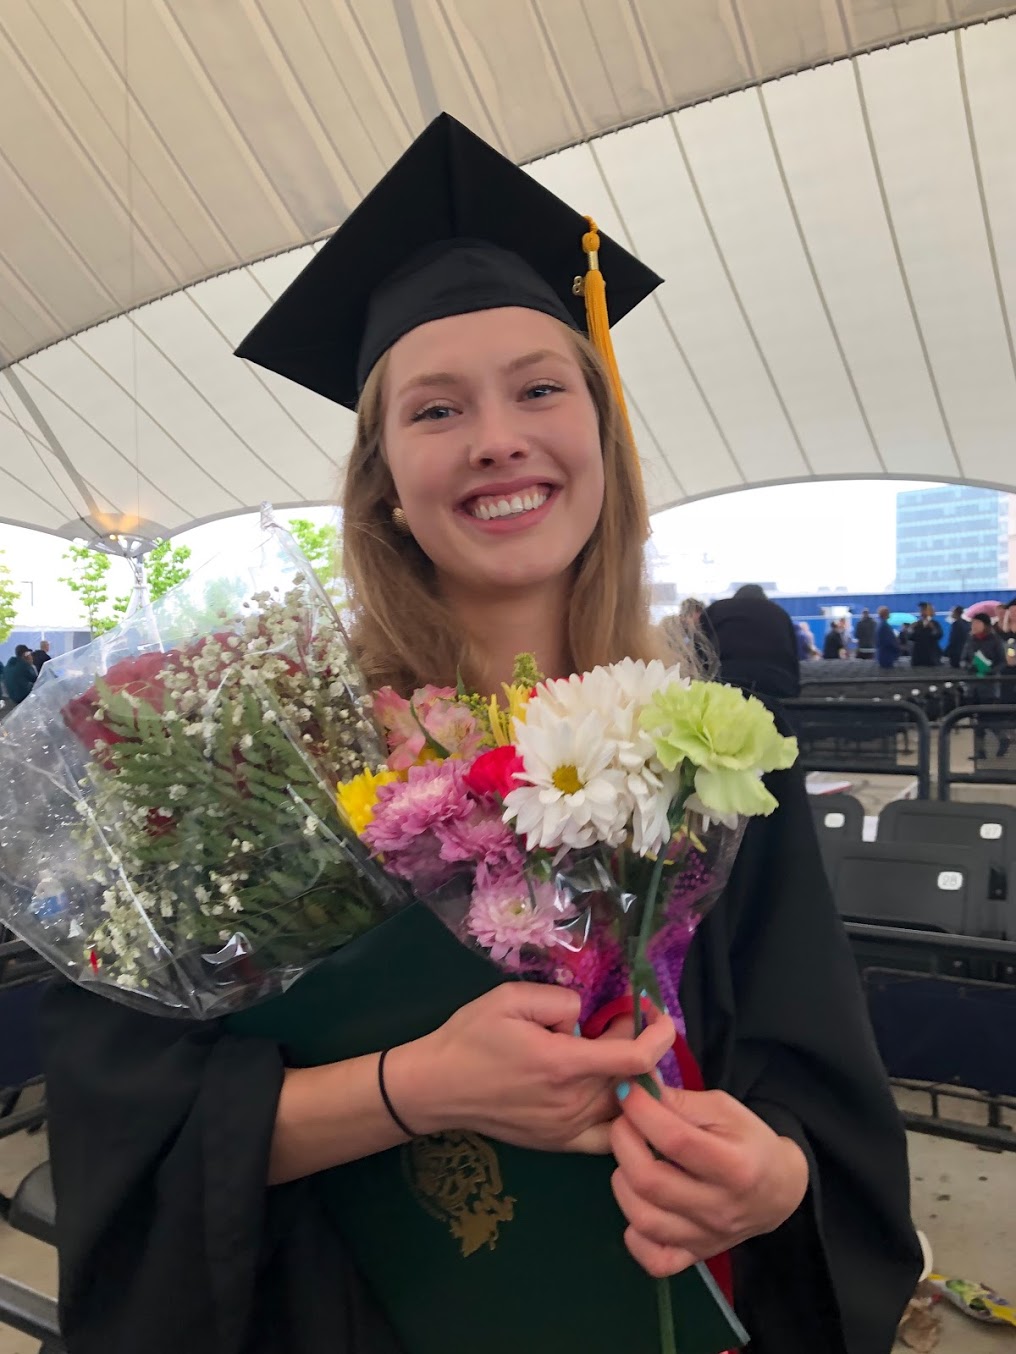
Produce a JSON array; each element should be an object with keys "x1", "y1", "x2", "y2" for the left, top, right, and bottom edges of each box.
[
  {"x1": 610, "y1": 1116, "x2": 716, "y2": 1225},
  {"x1": 620, "y1": 1084, "x2": 743, "y2": 1183},
  {"x1": 561, "y1": 1121, "x2": 614, "y2": 1155},
  {"x1": 657, "y1": 1085, "x2": 751, "y2": 1133},
  {"x1": 623, "y1": 1225, "x2": 700, "y2": 1281},
  {"x1": 611, "y1": 1162, "x2": 721, "y2": 1252},
  {"x1": 505, "y1": 982, "x2": 581, "y2": 1034},
  {"x1": 571, "y1": 1014, "x2": 675, "y2": 1080}
]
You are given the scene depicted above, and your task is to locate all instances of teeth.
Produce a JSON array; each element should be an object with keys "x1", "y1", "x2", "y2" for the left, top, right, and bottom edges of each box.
[{"x1": 469, "y1": 488, "x2": 550, "y2": 520}]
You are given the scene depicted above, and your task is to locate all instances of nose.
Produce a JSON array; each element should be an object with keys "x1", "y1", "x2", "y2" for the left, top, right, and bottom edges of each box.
[{"x1": 467, "y1": 396, "x2": 529, "y2": 470}]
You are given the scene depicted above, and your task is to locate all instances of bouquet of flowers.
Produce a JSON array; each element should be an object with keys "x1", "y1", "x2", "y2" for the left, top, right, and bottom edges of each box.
[
  {"x1": 346, "y1": 654, "x2": 796, "y2": 1040},
  {"x1": 339, "y1": 654, "x2": 798, "y2": 1354},
  {"x1": 0, "y1": 515, "x2": 403, "y2": 1017}
]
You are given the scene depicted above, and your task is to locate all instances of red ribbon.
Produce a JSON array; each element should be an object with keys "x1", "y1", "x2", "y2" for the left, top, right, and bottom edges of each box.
[{"x1": 580, "y1": 994, "x2": 735, "y2": 1308}]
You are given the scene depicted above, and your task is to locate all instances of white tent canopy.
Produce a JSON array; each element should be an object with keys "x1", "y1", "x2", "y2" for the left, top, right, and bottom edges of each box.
[{"x1": 2, "y1": 0, "x2": 1016, "y2": 541}]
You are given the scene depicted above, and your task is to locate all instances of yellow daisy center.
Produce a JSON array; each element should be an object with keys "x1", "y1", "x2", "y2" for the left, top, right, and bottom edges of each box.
[{"x1": 552, "y1": 764, "x2": 583, "y2": 795}]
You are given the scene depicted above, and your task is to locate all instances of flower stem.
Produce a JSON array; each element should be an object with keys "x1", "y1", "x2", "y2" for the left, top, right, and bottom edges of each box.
[
  {"x1": 657, "y1": 1274, "x2": 678, "y2": 1354},
  {"x1": 630, "y1": 768, "x2": 696, "y2": 1354}
]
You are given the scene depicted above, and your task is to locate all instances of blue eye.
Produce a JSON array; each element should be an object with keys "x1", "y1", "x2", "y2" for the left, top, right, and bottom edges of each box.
[{"x1": 524, "y1": 382, "x2": 564, "y2": 400}]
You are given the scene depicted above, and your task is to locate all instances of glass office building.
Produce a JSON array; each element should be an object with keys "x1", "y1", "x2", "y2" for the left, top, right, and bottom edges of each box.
[{"x1": 894, "y1": 485, "x2": 1010, "y2": 592}]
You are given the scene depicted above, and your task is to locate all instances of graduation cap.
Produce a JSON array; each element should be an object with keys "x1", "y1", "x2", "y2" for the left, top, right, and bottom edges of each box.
[{"x1": 236, "y1": 113, "x2": 662, "y2": 524}]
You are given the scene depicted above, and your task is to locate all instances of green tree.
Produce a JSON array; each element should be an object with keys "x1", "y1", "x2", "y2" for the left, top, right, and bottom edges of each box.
[
  {"x1": 0, "y1": 551, "x2": 20, "y2": 645},
  {"x1": 60, "y1": 543, "x2": 113, "y2": 635},
  {"x1": 111, "y1": 539, "x2": 193, "y2": 619},
  {"x1": 62, "y1": 538, "x2": 193, "y2": 635},
  {"x1": 287, "y1": 517, "x2": 344, "y2": 603}
]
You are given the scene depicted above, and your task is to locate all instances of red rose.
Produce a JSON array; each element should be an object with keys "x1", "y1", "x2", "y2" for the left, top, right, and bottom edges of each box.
[
  {"x1": 62, "y1": 650, "x2": 180, "y2": 758},
  {"x1": 464, "y1": 745, "x2": 525, "y2": 800}
]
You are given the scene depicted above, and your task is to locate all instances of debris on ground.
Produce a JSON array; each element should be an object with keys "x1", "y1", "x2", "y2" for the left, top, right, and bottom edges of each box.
[{"x1": 896, "y1": 1282, "x2": 942, "y2": 1351}]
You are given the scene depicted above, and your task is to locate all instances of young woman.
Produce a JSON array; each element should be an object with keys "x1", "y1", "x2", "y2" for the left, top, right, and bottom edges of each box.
[{"x1": 42, "y1": 115, "x2": 920, "y2": 1354}]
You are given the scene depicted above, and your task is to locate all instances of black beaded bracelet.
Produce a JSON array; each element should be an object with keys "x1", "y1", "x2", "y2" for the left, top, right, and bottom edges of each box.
[{"x1": 378, "y1": 1048, "x2": 416, "y2": 1139}]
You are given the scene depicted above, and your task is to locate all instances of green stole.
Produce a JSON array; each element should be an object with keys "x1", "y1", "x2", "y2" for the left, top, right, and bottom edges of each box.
[{"x1": 228, "y1": 905, "x2": 747, "y2": 1354}]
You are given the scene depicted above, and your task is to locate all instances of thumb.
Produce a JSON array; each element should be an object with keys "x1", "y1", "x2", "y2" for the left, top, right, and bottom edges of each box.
[{"x1": 503, "y1": 982, "x2": 581, "y2": 1035}]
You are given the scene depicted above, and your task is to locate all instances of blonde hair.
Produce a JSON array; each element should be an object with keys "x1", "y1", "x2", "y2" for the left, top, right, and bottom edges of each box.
[{"x1": 341, "y1": 324, "x2": 663, "y2": 695}]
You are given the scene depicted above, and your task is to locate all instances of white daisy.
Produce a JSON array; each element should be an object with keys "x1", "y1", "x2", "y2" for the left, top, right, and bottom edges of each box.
[{"x1": 504, "y1": 708, "x2": 630, "y2": 851}]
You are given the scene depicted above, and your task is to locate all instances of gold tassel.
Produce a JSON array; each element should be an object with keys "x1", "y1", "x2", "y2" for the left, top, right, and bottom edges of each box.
[{"x1": 575, "y1": 217, "x2": 649, "y2": 538}]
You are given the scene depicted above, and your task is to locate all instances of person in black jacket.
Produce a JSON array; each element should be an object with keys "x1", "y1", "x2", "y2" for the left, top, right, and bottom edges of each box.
[
  {"x1": 961, "y1": 613, "x2": 1005, "y2": 676},
  {"x1": 945, "y1": 607, "x2": 970, "y2": 669},
  {"x1": 909, "y1": 603, "x2": 943, "y2": 667},
  {"x1": 32, "y1": 639, "x2": 52, "y2": 672},
  {"x1": 822, "y1": 620, "x2": 845, "y2": 661},
  {"x1": 2, "y1": 645, "x2": 37, "y2": 704},
  {"x1": 962, "y1": 614, "x2": 1008, "y2": 758},
  {"x1": 853, "y1": 609, "x2": 877, "y2": 660},
  {"x1": 702, "y1": 587, "x2": 800, "y2": 703}
]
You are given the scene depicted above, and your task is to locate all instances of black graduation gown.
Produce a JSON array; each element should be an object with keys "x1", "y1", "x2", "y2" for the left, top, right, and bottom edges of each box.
[{"x1": 40, "y1": 761, "x2": 921, "y2": 1354}]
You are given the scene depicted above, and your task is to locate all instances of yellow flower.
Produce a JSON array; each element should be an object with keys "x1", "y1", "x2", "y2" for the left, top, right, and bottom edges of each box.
[
  {"x1": 336, "y1": 766, "x2": 402, "y2": 835},
  {"x1": 488, "y1": 682, "x2": 532, "y2": 747}
]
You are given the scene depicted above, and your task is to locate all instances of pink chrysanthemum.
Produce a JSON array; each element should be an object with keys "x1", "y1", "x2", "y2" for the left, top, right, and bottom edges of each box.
[
  {"x1": 364, "y1": 761, "x2": 470, "y2": 850},
  {"x1": 363, "y1": 761, "x2": 473, "y2": 888},
  {"x1": 466, "y1": 875, "x2": 564, "y2": 969},
  {"x1": 436, "y1": 809, "x2": 524, "y2": 886}
]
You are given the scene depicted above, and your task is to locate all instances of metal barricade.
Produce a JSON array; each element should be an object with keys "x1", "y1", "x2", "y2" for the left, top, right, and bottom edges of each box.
[
  {"x1": 784, "y1": 698, "x2": 932, "y2": 798},
  {"x1": 937, "y1": 704, "x2": 1016, "y2": 800}
]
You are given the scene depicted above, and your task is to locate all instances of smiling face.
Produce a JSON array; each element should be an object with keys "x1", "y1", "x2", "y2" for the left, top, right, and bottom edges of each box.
[{"x1": 381, "y1": 307, "x2": 604, "y2": 598}]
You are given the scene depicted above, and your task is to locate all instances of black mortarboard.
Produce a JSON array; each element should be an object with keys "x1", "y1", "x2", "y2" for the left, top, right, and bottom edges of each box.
[{"x1": 235, "y1": 113, "x2": 662, "y2": 412}]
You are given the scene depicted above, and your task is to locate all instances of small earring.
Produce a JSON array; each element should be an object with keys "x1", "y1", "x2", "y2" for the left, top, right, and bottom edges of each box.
[{"x1": 391, "y1": 506, "x2": 411, "y2": 535}]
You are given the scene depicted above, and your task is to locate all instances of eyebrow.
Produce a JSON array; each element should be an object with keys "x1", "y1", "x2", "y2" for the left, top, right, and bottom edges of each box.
[{"x1": 395, "y1": 348, "x2": 569, "y2": 400}]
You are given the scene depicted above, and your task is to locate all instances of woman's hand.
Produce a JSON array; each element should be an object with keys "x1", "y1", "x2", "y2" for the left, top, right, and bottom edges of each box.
[
  {"x1": 388, "y1": 984, "x2": 674, "y2": 1155},
  {"x1": 610, "y1": 1084, "x2": 809, "y2": 1278}
]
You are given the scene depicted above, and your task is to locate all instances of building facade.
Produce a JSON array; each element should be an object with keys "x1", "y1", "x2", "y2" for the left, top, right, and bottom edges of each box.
[{"x1": 894, "y1": 485, "x2": 1011, "y2": 593}]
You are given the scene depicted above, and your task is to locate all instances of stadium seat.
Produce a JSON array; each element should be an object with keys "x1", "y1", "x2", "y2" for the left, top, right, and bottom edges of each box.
[
  {"x1": 877, "y1": 800, "x2": 1015, "y2": 900},
  {"x1": 7, "y1": 1162, "x2": 56, "y2": 1246},
  {"x1": 827, "y1": 841, "x2": 991, "y2": 936},
  {"x1": 808, "y1": 792, "x2": 865, "y2": 863}
]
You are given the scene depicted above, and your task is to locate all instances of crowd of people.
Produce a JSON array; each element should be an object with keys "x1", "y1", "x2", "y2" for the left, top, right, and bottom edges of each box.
[{"x1": 799, "y1": 599, "x2": 1016, "y2": 674}]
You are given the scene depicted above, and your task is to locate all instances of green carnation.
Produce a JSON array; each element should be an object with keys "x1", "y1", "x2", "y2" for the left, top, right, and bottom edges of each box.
[{"x1": 640, "y1": 680, "x2": 798, "y2": 818}]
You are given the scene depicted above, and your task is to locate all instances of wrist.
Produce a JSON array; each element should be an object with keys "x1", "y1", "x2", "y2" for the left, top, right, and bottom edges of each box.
[{"x1": 380, "y1": 1035, "x2": 450, "y2": 1139}]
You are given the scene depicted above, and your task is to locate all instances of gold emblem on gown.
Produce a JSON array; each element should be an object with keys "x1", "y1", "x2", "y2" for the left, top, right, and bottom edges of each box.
[{"x1": 403, "y1": 1131, "x2": 516, "y2": 1257}]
